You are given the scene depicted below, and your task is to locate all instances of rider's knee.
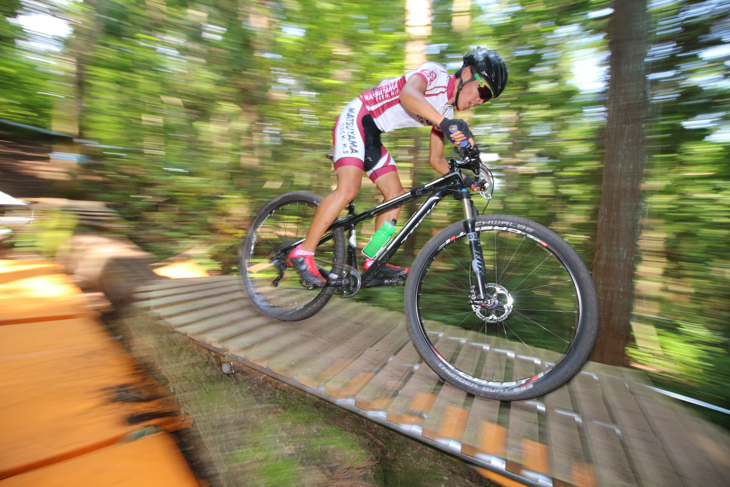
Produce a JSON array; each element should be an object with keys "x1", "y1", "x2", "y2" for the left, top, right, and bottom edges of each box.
[{"x1": 334, "y1": 185, "x2": 360, "y2": 203}]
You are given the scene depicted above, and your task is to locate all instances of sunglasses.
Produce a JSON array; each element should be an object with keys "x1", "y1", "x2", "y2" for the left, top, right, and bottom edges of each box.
[{"x1": 473, "y1": 73, "x2": 494, "y2": 102}]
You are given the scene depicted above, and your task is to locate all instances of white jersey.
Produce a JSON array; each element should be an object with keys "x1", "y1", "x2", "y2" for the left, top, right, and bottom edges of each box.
[{"x1": 358, "y1": 62, "x2": 455, "y2": 133}]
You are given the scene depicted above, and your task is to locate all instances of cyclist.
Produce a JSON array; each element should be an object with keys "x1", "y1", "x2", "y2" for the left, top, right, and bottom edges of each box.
[{"x1": 288, "y1": 47, "x2": 508, "y2": 287}]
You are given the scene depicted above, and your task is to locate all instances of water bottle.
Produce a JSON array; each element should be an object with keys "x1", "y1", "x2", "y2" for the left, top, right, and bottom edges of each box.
[{"x1": 362, "y1": 220, "x2": 397, "y2": 259}]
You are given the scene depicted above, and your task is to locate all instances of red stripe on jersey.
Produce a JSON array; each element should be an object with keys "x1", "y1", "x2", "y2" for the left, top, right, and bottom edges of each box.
[{"x1": 370, "y1": 97, "x2": 402, "y2": 119}]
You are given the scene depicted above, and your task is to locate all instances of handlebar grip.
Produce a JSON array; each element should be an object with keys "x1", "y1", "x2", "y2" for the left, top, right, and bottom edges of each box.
[{"x1": 448, "y1": 124, "x2": 469, "y2": 148}]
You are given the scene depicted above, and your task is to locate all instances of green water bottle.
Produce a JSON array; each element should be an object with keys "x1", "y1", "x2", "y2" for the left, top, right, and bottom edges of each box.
[{"x1": 362, "y1": 220, "x2": 397, "y2": 259}]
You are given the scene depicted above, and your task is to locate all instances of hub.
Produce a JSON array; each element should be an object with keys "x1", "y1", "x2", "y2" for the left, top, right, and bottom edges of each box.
[{"x1": 472, "y1": 283, "x2": 514, "y2": 322}]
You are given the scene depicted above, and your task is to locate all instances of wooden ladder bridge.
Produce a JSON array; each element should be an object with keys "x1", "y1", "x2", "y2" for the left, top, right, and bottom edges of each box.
[{"x1": 133, "y1": 275, "x2": 730, "y2": 487}]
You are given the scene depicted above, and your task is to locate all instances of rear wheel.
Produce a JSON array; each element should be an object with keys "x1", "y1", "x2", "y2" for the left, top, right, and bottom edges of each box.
[
  {"x1": 240, "y1": 192, "x2": 346, "y2": 321},
  {"x1": 404, "y1": 214, "x2": 598, "y2": 401}
]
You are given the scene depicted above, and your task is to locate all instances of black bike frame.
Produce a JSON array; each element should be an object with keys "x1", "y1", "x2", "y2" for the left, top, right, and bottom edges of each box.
[{"x1": 320, "y1": 168, "x2": 486, "y2": 292}]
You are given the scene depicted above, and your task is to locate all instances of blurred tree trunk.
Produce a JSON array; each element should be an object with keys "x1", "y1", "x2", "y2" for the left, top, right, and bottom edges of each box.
[
  {"x1": 405, "y1": 0, "x2": 431, "y2": 69},
  {"x1": 403, "y1": 0, "x2": 431, "y2": 258},
  {"x1": 239, "y1": 0, "x2": 274, "y2": 168},
  {"x1": 591, "y1": 0, "x2": 649, "y2": 366}
]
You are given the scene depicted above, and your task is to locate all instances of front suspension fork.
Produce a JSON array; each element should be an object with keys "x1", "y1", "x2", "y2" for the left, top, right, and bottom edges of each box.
[{"x1": 459, "y1": 189, "x2": 488, "y2": 300}]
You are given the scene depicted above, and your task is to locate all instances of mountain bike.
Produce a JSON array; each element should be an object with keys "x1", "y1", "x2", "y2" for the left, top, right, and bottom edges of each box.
[{"x1": 240, "y1": 146, "x2": 599, "y2": 401}]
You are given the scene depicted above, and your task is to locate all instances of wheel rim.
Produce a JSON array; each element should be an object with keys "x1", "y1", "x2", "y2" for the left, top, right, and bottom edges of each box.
[
  {"x1": 415, "y1": 224, "x2": 583, "y2": 391},
  {"x1": 244, "y1": 199, "x2": 338, "y2": 314}
]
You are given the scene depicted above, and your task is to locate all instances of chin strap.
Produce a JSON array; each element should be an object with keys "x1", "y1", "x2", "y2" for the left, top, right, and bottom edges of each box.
[{"x1": 452, "y1": 75, "x2": 478, "y2": 111}]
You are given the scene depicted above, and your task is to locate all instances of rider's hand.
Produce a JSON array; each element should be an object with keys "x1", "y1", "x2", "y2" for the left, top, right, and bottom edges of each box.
[
  {"x1": 439, "y1": 118, "x2": 473, "y2": 148},
  {"x1": 463, "y1": 176, "x2": 485, "y2": 192}
]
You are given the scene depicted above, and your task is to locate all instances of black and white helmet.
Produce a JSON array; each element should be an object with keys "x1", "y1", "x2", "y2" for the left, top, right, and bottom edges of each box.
[{"x1": 462, "y1": 47, "x2": 508, "y2": 98}]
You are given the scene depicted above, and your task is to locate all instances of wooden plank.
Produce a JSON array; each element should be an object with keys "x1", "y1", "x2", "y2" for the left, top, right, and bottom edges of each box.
[
  {"x1": 544, "y1": 378, "x2": 595, "y2": 487},
  {"x1": 174, "y1": 307, "x2": 263, "y2": 337},
  {"x1": 0, "y1": 260, "x2": 61, "y2": 284},
  {"x1": 152, "y1": 284, "x2": 243, "y2": 317},
  {"x1": 505, "y1": 348, "x2": 548, "y2": 477},
  {"x1": 385, "y1": 358, "x2": 442, "y2": 426},
  {"x1": 0, "y1": 319, "x2": 182, "y2": 477},
  {"x1": 677, "y1": 409, "x2": 730, "y2": 484},
  {"x1": 134, "y1": 276, "x2": 237, "y2": 300},
  {"x1": 384, "y1": 325, "x2": 475, "y2": 429},
  {"x1": 461, "y1": 412, "x2": 507, "y2": 464},
  {"x1": 133, "y1": 275, "x2": 235, "y2": 295},
  {"x1": 296, "y1": 311, "x2": 402, "y2": 389},
  {"x1": 0, "y1": 274, "x2": 95, "y2": 324},
  {"x1": 210, "y1": 317, "x2": 283, "y2": 352},
  {"x1": 163, "y1": 299, "x2": 252, "y2": 329},
  {"x1": 595, "y1": 364, "x2": 682, "y2": 487},
  {"x1": 192, "y1": 317, "x2": 272, "y2": 349},
  {"x1": 324, "y1": 324, "x2": 411, "y2": 401},
  {"x1": 353, "y1": 336, "x2": 432, "y2": 412},
  {"x1": 421, "y1": 341, "x2": 485, "y2": 444},
  {"x1": 269, "y1": 305, "x2": 399, "y2": 379},
  {"x1": 145, "y1": 281, "x2": 242, "y2": 313},
  {"x1": 239, "y1": 301, "x2": 352, "y2": 369},
  {"x1": 0, "y1": 433, "x2": 199, "y2": 487},
  {"x1": 573, "y1": 364, "x2": 638, "y2": 487},
  {"x1": 461, "y1": 342, "x2": 507, "y2": 460},
  {"x1": 621, "y1": 369, "x2": 728, "y2": 487}
]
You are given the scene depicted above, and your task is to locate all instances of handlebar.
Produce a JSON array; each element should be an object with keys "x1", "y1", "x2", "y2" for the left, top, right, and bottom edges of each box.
[{"x1": 449, "y1": 144, "x2": 494, "y2": 199}]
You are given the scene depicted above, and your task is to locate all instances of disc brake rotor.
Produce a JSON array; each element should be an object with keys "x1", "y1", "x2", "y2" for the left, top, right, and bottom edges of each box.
[{"x1": 472, "y1": 283, "x2": 514, "y2": 322}]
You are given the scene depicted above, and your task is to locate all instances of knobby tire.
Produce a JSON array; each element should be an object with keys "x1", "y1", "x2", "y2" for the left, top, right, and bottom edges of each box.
[{"x1": 240, "y1": 192, "x2": 346, "y2": 322}]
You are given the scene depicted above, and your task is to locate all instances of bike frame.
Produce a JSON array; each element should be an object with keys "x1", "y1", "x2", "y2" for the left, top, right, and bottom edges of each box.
[{"x1": 319, "y1": 166, "x2": 488, "y2": 296}]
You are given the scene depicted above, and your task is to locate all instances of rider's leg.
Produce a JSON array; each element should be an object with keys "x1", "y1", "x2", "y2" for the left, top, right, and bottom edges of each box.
[
  {"x1": 366, "y1": 169, "x2": 408, "y2": 278},
  {"x1": 288, "y1": 166, "x2": 361, "y2": 287},
  {"x1": 372, "y1": 170, "x2": 405, "y2": 230},
  {"x1": 300, "y1": 165, "x2": 362, "y2": 253}
]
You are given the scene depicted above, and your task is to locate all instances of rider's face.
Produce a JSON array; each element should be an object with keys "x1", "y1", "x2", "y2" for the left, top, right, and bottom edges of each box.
[{"x1": 458, "y1": 67, "x2": 491, "y2": 111}]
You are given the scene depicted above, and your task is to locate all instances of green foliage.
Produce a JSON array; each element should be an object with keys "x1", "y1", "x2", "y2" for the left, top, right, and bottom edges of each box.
[
  {"x1": 0, "y1": 12, "x2": 53, "y2": 128},
  {"x1": 4, "y1": 0, "x2": 729, "y2": 420},
  {"x1": 9, "y1": 209, "x2": 77, "y2": 258},
  {"x1": 629, "y1": 0, "x2": 730, "y2": 416}
]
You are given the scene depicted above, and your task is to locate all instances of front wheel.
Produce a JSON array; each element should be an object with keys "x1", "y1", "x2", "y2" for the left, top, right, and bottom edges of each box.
[
  {"x1": 240, "y1": 191, "x2": 346, "y2": 322},
  {"x1": 404, "y1": 214, "x2": 598, "y2": 401}
]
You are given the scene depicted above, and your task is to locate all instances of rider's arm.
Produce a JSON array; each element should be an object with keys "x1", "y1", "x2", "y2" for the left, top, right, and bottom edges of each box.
[
  {"x1": 400, "y1": 75, "x2": 472, "y2": 146},
  {"x1": 400, "y1": 76, "x2": 448, "y2": 128},
  {"x1": 428, "y1": 129, "x2": 450, "y2": 175},
  {"x1": 430, "y1": 128, "x2": 482, "y2": 190}
]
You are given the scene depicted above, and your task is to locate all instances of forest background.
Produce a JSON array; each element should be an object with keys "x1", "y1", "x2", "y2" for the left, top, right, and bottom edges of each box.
[{"x1": 2, "y1": 0, "x2": 729, "y2": 428}]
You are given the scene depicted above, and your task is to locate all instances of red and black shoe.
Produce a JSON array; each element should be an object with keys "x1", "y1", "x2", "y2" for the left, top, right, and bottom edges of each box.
[
  {"x1": 286, "y1": 245, "x2": 326, "y2": 288},
  {"x1": 364, "y1": 259, "x2": 409, "y2": 280}
]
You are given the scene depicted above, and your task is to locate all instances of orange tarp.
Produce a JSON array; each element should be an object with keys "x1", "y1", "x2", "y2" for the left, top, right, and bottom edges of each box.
[
  {"x1": 0, "y1": 261, "x2": 62, "y2": 285},
  {"x1": 0, "y1": 433, "x2": 199, "y2": 487},
  {"x1": 0, "y1": 274, "x2": 94, "y2": 324},
  {"x1": 0, "y1": 261, "x2": 197, "y2": 484},
  {"x1": 0, "y1": 317, "x2": 185, "y2": 477}
]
